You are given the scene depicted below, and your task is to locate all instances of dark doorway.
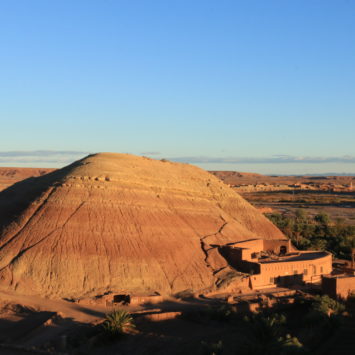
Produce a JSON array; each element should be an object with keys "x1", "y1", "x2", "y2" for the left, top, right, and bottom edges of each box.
[
  {"x1": 280, "y1": 246, "x2": 287, "y2": 255},
  {"x1": 113, "y1": 294, "x2": 131, "y2": 304}
]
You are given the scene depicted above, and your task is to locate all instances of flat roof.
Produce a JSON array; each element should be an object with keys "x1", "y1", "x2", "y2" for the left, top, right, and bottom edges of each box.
[
  {"x1": 259, "y1": 251, "x2": 330, "y2": 264},
  {"x1": 229, "y1": 238, "x2": 290, "y2": 250},
  {"x1": 323, "y1": 274, "x2": 355, "y2": 279}
]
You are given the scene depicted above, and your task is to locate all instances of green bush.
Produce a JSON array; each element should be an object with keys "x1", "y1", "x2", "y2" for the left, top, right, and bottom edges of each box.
[
  {"x1": 240, "y1": 313, "x2": 307, "y2": 354},
  {"x1": 266, "y1": 210, "x2": 355, "y2": 259},
  {"x1": 314, "y1": 213, "x2": 331, "y2": 225},
  {"x1": 298, "y1": 295, "x2": 344, "y2": 350},
  {"x1": 102, "y1": 309, "x2": 135, "y2": 338},
  {"x1": 311, "y1": 295, "x2": 345, "y2": 315}
]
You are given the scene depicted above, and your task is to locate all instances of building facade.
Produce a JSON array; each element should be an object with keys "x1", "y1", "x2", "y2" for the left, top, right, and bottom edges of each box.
[{"x1": 221, "y1": 239, "x2": 332, "y2": 289}]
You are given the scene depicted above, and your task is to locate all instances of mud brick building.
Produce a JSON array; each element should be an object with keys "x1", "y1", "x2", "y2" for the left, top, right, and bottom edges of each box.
[
  {"x1": 322, "y1": 274, "x2": 355, "y2": 299},
  {"x1": 221, "y1": 239, "x2": 332, "y2": 289}
]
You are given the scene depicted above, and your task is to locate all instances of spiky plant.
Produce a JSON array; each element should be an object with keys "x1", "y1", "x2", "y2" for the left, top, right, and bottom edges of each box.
[{"x1": 102, "y1": 309, "x2": 135, "y2": 338}]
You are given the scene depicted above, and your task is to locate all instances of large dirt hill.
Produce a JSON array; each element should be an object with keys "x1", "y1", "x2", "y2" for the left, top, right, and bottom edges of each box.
[{"x1": 0, "y1": 153, "x2": 284, "y2": 298}]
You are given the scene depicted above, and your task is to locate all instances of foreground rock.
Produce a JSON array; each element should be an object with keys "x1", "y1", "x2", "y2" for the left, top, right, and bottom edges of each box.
[{"x1": 0, "y1": 153, "x2": 284, "y2": 298}]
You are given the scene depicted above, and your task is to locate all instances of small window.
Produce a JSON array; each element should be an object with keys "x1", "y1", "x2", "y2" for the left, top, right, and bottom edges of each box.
[
  {"x1": 320, "y1": 266, "x2": 324, "y2": 273},
  {"x1": 294, "y1": 270, "x2": 298, "y2": 275},
  {"x1": 270, "y1": 277, "x2": 275, "y2": 284},
  {"x1": 304, "y1": 269, "x2": 308, "y2": 275}
]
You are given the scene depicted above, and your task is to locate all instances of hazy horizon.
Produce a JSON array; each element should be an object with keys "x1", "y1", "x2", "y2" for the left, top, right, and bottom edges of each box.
[{"x1": 0, "y1": 150, "x2": 355, "y2": 175}]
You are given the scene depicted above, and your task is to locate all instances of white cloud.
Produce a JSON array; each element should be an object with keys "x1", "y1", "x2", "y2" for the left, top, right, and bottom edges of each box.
[
  {"x1": 169, "y1": 155, "x2": 355, "y2": 164},
  {"x1": 0, "y1": 150, "x2": 89, "y2": 165}
]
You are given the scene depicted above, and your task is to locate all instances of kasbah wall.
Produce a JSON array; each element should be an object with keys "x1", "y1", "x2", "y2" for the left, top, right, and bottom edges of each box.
[{"x1": 221, "y1": 239, "x2": 332, "y2": 290}]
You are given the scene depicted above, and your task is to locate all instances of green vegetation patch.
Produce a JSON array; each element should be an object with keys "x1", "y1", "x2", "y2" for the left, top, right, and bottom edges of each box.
[{"x1": 266, "y1": 209, "x2": 355, "y2": 259}]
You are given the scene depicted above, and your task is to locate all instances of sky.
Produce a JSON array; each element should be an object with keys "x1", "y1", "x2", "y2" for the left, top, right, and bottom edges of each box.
[{"x1": 0, "y1": 0, "x2": 354, "y2": 174}]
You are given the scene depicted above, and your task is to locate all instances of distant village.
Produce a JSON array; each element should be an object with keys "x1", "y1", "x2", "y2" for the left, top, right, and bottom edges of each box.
[{"x1": 231, "y1": 180, "x2": 353, "y2": 193}]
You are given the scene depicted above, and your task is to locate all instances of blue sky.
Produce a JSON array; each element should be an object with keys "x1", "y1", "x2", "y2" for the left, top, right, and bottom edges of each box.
[{"x1": 0, "y1": 0, "x2": 354, "y2": 174}]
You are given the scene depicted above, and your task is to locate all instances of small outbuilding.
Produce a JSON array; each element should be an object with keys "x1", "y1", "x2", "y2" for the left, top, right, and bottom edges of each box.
[{"x1": 322, "y1": 274, "x2": 355, "y2": 300}]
